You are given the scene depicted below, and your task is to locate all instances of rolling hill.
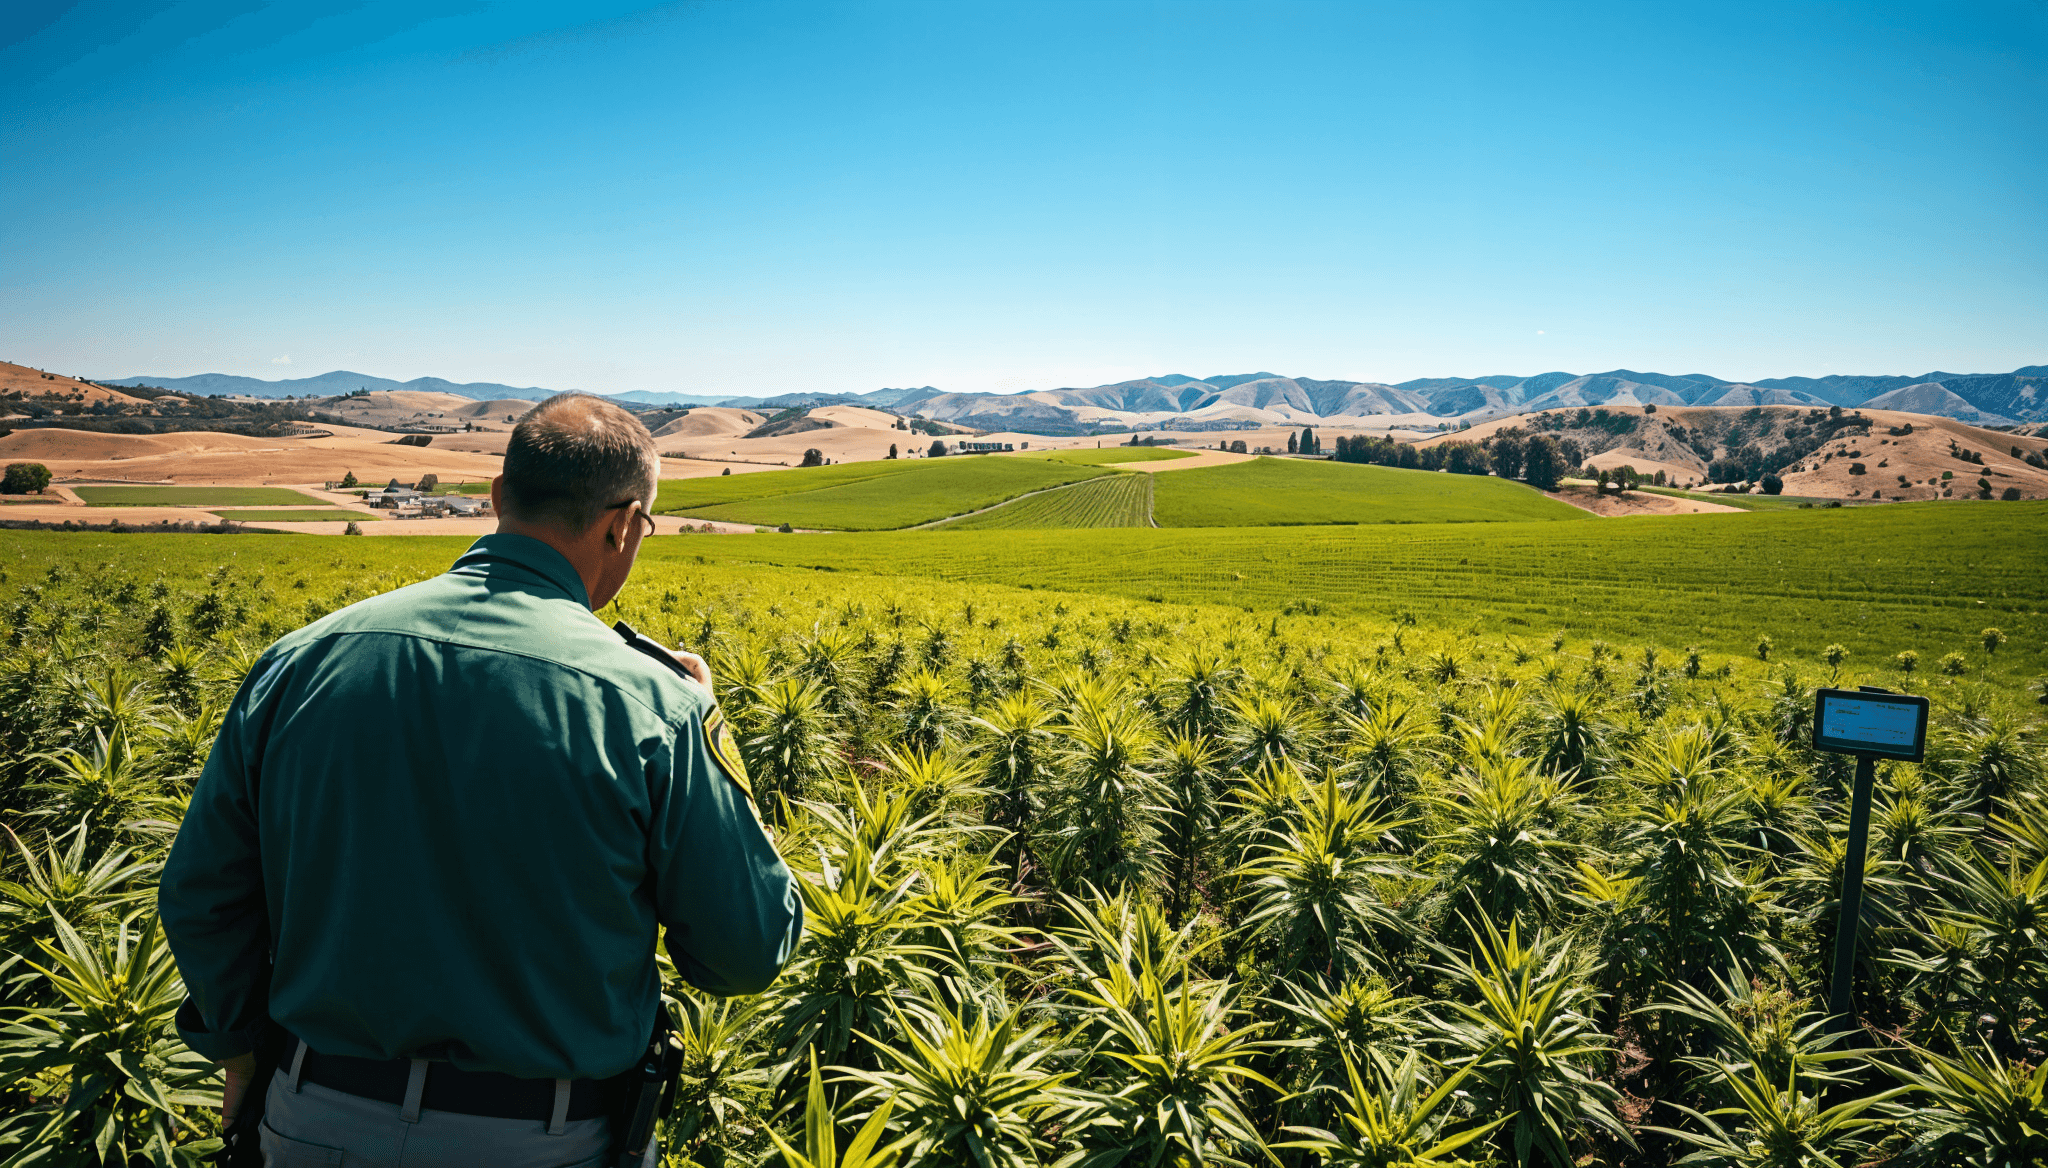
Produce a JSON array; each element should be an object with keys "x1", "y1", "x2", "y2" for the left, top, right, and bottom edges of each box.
[
  {"x1": 1426, "y1": 404, "x2": 2048, "y2": 501},
  {"x1": 2, "y1": 360, "x2": 156, "y2": 406}
]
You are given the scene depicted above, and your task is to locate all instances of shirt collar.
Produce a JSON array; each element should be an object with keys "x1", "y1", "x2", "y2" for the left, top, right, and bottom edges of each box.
[{"x1": 452, "y1": 533, "x2": 594, "y2": 611}]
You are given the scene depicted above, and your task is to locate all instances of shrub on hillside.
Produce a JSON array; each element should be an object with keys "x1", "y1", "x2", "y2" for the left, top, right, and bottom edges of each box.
[{"x1": 1, "y1": 462, "x2": 52, "y2": 494}]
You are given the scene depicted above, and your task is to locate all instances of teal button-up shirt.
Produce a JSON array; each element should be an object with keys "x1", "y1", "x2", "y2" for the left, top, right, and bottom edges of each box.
[{"x1": 161, "y1": 534, "x2": 802, "y2": 1080}]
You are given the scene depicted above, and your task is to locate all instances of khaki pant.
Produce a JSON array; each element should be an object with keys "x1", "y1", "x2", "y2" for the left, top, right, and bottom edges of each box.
[{"x1": 259, "y1": 1070, "x2": 622, "y2": 1167}]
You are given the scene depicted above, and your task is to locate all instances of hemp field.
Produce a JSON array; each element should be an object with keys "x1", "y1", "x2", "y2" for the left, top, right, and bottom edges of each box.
[
  {"x1": 1, "y1": 505, "x2": 2045, "y2": 1166},
  {"x1": 1152, "y1": 457, "x2": 1588, "y2": 526},
  {"x1": 689, "y1": 503, "x2": 2048, "y2": 683}
]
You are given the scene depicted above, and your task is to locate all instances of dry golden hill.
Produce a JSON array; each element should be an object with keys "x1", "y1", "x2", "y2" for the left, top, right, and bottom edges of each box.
[
  {"x1": 651, "y1": 408, "x2": 767, "y2": 440},
  {"x1": 1419, "y1": 405, "x2": 2048, "y2": 500},
  {"x1": 0, "y1": 429, "x2": 284, "y2": 461},
  {"x1": 0, "y1": 427, "x2": 505, "y2": 486},
  {"x1": 1779, "y1": 411, "x2": 2047, "y2": 501},
  {"x1": 451, "y1": 399, "x2": 534, "y2": 423},
  {"x1": 809, "y1": 405, "x2": 901, "y2": 429},
  {"x1": 310, "y1": 391, "x2": 492, "y2": 430},
  {"x1": 1, "y1": 360, "x2": 152, "y2": 406}
]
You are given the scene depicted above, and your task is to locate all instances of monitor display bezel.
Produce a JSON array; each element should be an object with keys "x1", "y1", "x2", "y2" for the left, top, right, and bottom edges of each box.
[{"x1": 1811, "y1": 687, "x2": 1929, "y2": 762}]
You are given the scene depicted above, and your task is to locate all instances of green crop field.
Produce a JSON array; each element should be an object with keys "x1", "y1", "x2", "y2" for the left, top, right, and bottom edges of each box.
[
  {"x1": 655, "y1": 457, "x2": 1111, "y2": 530},
  {"x1": 688, "y1": 502, "x2": 2048, "y2": 681},
  {"x1": 1151, "y1": 457, "x2": 1588, "y2": 526},
  {"x1": 74, "y1": 485, "x2": 326, "y2": 507},
  {"x1": 1027, "y1": 447, "x2": 1194, "y2": 466},
  {"x1": 222, "y1": 509, "x2": 381, "y2": 522},
  {"x1": 939, "y1": 471, "x2": 1153, "y2": 529},
  {"x1": 654, "y1": 461, "x2": 906, "y2": 511},
  {"x1": 2, "y1": 502, "x2": 2037, "y2": 681},
  {"x1": 1, "y1": 502, "x2": 2043, "y2": 1167}
]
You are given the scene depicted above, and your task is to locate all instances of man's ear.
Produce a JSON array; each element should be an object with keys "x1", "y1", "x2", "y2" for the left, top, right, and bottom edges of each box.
[{"x1": 603, "y1": 502, "x2": 634, "y2": 550}]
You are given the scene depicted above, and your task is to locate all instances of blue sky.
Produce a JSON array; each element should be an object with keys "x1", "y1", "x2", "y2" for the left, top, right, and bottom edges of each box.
[{"x1": 3, "y1": 0, "x2": 2043, "y2": 396}]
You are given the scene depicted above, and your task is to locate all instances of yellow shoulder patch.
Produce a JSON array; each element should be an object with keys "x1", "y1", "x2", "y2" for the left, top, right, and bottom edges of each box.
[{"x1": 702, "y1": 705, "x2": 754, "y2": 800}]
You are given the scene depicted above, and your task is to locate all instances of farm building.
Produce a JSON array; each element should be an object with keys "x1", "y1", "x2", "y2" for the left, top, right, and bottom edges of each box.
[
  {"x1": 421, "y1": 495, "x2": 490, "y2": 516},
  {"x1": 368, "y1": 483, "x2": 424, "y2": 508}
]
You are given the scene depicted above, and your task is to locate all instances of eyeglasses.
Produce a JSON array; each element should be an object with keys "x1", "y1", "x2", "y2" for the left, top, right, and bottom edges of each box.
[{"x1": 609, "y1": 500, "x2": 657, "y2": 540}]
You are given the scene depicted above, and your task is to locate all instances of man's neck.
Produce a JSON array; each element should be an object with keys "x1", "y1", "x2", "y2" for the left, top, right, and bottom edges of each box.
[{"x1": 496, "y1": 519, "x2": 604, "y2": 611}]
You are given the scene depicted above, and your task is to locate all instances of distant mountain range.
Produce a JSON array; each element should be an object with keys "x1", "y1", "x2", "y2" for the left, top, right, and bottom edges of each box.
[
  {"x1": 102, "y1": 366, "x2": 2043, "y2": 432},
  {"x1": 890, "y1": 366, "x2": 2043, "y2": 432},
  {"x1": 102, "y1": 370, "x2": 936, "y2": 413},
  {"x1": 606, "y1": 386, "x2": 934, "y2": 409},
  {"x1": 102, "y1": 370, "x2": 566, "y2": 403}
]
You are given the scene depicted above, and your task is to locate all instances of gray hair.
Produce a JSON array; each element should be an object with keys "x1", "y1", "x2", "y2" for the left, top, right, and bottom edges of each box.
[{"x1": 502, "y1": 393, "x2": 660, "y2": 532}]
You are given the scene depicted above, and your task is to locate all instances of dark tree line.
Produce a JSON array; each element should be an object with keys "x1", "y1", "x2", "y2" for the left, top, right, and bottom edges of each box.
[{"x1": 1331, "y1": 427, "x2": 1577, "y2": 490}]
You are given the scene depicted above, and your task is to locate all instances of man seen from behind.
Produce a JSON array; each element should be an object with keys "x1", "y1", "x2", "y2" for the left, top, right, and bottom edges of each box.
[{"x1": 161, "y1": 393, "x2": 802, "y2": 1165}]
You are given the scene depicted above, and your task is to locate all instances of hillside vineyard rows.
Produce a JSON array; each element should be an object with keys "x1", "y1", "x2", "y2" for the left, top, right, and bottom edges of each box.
[
  {"x1": 940, "y1": 474, "x2": 1154, "y2": 530},
  {"x1": 0, "y1": 517, "x2": 2044, "y2": 1167}
]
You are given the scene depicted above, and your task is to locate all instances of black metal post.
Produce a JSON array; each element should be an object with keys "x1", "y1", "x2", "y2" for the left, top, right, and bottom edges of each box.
[{"x1": 1828, "y1": 752, "x2": 1878, "y2": 1026}]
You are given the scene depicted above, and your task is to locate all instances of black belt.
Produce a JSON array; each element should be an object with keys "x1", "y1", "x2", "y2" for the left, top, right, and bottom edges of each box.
[{"x1": 289, "y1": 1039, "x2": 613, "y2": 1123}]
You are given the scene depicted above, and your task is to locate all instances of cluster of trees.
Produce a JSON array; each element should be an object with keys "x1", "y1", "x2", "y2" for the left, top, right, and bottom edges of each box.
[
  {"x1": 1329, "y1": 430, "x2": 1582, "y2": 490},
  {"x1": 1702, "y1": 410, "x2": 1873, "y2": 484},
  {"x1": 1528, "y1": 407, "x2": 1641, "y2": 439},
  {"x1": 1, "y1": 462, "x2": 52, "y2": 495},
  {"x1": 3, "y1": 393, "x2": 320, "y2": 438},
  {"x1": 1, "y1": 554, "x2": 2042, "y2": 1167},
  {"x1": 1286, "y1": 428, "x2": 1321, "y2": 455}
]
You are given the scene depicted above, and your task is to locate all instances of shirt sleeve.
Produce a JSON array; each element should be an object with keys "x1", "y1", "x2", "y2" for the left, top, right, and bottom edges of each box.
[
  {"x1": 652, "y1": 704, "x2": 804, "y2": 996},
  {"x1": 159, "y1": 657, "x2": 280, "y2": 1062}
]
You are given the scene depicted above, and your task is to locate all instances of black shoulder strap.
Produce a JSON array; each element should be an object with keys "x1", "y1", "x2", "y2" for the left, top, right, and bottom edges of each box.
[{"x1": 613, "y1": 621, "x2": 695, "y2": 683}]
